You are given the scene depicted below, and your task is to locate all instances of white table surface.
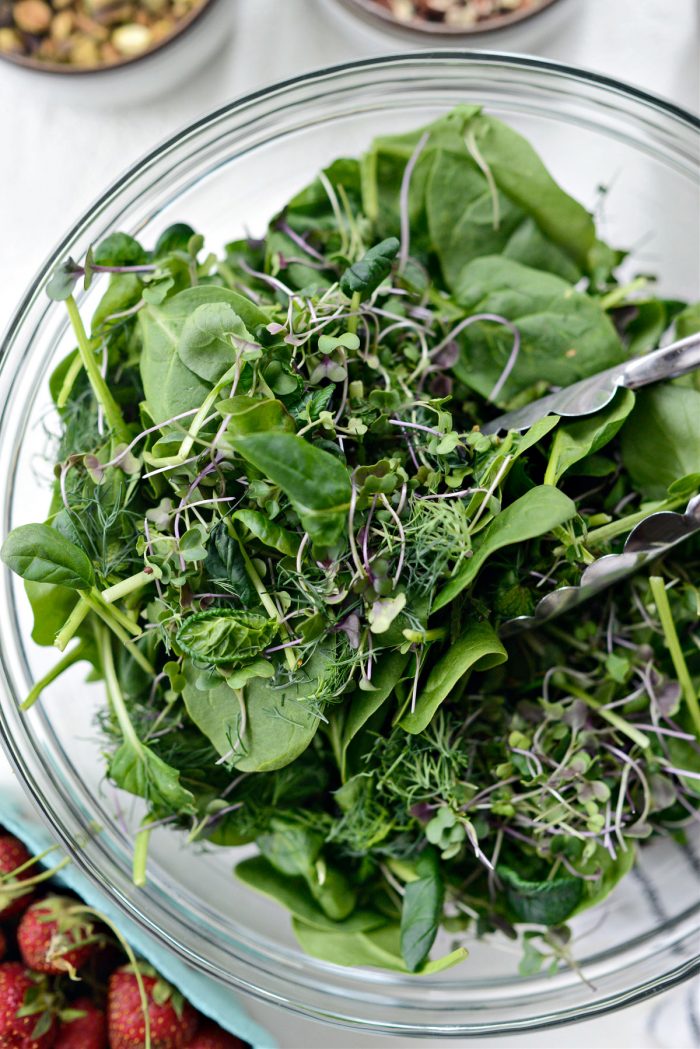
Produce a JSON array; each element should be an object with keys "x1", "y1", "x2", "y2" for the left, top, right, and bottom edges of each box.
[{"x1": 1, "y1": 1, "x2": 699, "y2": 1045}]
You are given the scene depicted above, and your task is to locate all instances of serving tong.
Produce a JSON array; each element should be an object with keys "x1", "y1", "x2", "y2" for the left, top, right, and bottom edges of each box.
[{"x1": 479, "y1": 332, "x2": 700, "y2": 634}]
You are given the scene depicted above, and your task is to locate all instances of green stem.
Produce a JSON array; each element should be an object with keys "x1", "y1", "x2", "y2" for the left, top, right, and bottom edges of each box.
[
  {"x1": 584, "y1": 496, "x2": 686, "y2": 548},
  {"x1": 56, "y1": 351, "x2": 83, "y2": 409},
  {"x1": 347, "y1": 291, "x2": 361, "y2": 335},
  {"x1": 649, "y1": 575, "x2": 700, "y2": 738},
  {"x1": 92, "y1": 590, "x2": 140, "y2": 637},
  {"x1": 84, "y1": 594, "x2": 153, "y2": 674},
  {"x1": 230, "y1": 523, "x2": 298, "y2": 673},
  {"x1": 98, "y1": 626, "x2": 141, "y2": 751},
  {"x1": 132, "y1": 823, "x2": 153, "y2": 888},
  {"x1": 543, "y1": 433, "x2": 561, "y2": 487},
  {"x1": 599, "y1": 276, "x2": 648, "y2": 311},
  {"x1": 565, "y1": 681, "x2": 649, "y2": 750},
  {"x1": 22, "y1": 642, "x2": 87, "y2": 711},
  {"x1": 66, "y1": 296, "x2": 129, "y2": 443},
  {"x1": 54, "y1": 596, "x2": 90, "y2": 651},
  {"x1": 101, "y1": 568, "x2": 161, "y2": 605}
]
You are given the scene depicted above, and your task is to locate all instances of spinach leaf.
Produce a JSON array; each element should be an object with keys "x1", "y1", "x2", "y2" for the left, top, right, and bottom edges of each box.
[
  {"x1": 400, "y1": 622, "x2": 506, "y2": 734},
  {"x1": 178, "y1": 302, "x2": 255, "y2": 384},
  {"x1": 109, "y1": 739, "x2": 195, "y2": 815},
  {"x1": 182, "y1": 649, "x2": 328, "y2": 771},
  {"x1": 546, "y1": 388, "x2": 635, "y2": 484},
  {"x1": 1, "y1": 524, "x2": 94, "y2": 590},
  {"x1": 139, "y1": 286, "x2": 267, "y2": 423},
  {"x1": 93, "y1": 232, "x2": 147, "y2": 267},
  {"x1": 24, "y1": 580, "x2": 79, "y2": 646},
  {"x1": 336, "y1": 651, "x2": 408, "y2": 778},
  {"x1": 217, "y1": 395, "x2": 295, "y2": 436},
  {"x1": 229, "y1": 432, "x2": 352, "y2": 546},
  {"x1": 571, "y1": 844, "x2": 636, "y2": 915},
  {"x1": 498, "y1": 865, "x2": 583, "y2": 925},
  {"x1": 176, "y1": 609, "x2": 277, "y2": 666},
  {"x1": 232, "y1": 509, "x2": 301, "y2": 556},
  {"x1": 292, "y1": 918, "x2": 467, "y2": 974},
  {"x1": 236, "y1": 856, "x2": 383, "y2": 932},
  {"x1": 433, "y1": 486, "x2": 576, "y2": 612},
  {"x1": 91, "y1": 274, "x2": 142, "y2": 332},
  {"x1": 340, "y1": 237, "x2": 400, "y2": 299},
  {"x1": 400, "y1": 847, "x2": 444, "y2": 971},
  {"x1": 453, "y1": 256, "x2": 623, "y2": 403},
  {"x1": 675, "y1": 302, "x2": 700, "y2": 339},
  {"x1": 620, "y1": 385, "x2": 700, "y2": 499},
  {"x1": 258, "y1": 818, "x2": 356, "y2": 920},
  {"x1": 154, "y1": 223, "x2": 196, "y2": 258}
]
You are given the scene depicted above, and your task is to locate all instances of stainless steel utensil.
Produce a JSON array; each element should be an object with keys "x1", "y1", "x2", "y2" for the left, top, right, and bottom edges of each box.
[
  {"x1": 482, "y1": 331, "x2": 700, "y2": 435},
  {"x1": 501, "y1": 494, "x2": 700, "y2": 635}
]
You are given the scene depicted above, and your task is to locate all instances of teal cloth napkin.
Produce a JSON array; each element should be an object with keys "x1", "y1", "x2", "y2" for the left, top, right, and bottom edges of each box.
[{"x1": 0, "y1": 792, "x2": 276, "y2": 1049}]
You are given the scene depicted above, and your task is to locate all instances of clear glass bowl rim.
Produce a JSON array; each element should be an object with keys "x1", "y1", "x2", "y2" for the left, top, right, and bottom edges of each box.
[{"x1": 1, "y1": 51, "x2": 699, "y2": 1038}]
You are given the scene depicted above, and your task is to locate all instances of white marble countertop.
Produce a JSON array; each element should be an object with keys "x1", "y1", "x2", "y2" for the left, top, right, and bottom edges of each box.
[{"x1": 1, "y1": 1, "x2": 698, "y2": 1045}]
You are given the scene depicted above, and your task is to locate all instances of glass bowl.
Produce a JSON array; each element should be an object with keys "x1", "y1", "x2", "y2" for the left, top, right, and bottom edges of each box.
[{"x1": 1, "y1": 53, "x2": 699, "y2": 1038}]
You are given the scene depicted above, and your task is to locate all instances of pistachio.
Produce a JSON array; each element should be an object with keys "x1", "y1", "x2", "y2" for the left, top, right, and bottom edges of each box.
[
  {"x1": 50, "y1": 10, "x2": 74, "y2": 40},
  {"x1": 111, "y1": 21, "x2": 151, "y2": 56},
  {"x1": 0, "y1": 24, "x2": 22, "y2": 50},
  {"x1": 13, "y1": 0, "x2": 51, "y2": 34},
  {"x1": 69, "y1": 31, "x2": 99, "y2": 65}
]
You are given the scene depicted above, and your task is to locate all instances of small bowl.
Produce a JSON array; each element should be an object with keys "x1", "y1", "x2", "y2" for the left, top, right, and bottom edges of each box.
[
  {"x1": 0, "y1": 0, "x2": 231, "y2": 106},
  {"x1": 332, "y1": 0, "x2": 567, "y2": 43}
]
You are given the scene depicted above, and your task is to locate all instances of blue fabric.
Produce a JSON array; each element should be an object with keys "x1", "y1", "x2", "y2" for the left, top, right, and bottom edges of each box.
[{"x1": 0, "y1": 793, "x2": 276, "y2": 1049}]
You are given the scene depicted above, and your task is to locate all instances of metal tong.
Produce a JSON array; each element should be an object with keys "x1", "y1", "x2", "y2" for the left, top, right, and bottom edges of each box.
[
  {"x1": 480, "y1": 331, "x2": 700, "y2": 633},
  {"x1": 482, "y1": 331, "x2": 700, "y2": 435}
]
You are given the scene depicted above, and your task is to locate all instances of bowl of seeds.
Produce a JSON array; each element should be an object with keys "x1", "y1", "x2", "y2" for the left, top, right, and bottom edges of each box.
[
  {"x1": 0, "y1": 0, "x2": 230, "y2": 102},
  {"x1": 333, "y1": 0, "x2": 564, "y2": 38}
]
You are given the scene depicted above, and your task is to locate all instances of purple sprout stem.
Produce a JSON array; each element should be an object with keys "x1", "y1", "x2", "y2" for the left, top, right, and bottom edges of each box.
[
  {"x1": 265, "y1": 638, "x2": 302, "y2": 654},
  {"x1": 398, "y1": 131, "x2": 431, "y2": 272},
  {"x1": 278, "y1": 221, "x2": 328, "y2": 263},
  {"x1": 388, "y1": 418, "x2": 441, "y2": 438}
]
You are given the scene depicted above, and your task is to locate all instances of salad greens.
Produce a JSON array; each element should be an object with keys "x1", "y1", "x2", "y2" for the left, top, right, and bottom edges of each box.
[{"x1": 3, "y1": 104, "x2": 700, "y2": 977}]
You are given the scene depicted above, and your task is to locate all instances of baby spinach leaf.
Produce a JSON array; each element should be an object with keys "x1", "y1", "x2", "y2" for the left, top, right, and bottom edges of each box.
[
  {"x1": 229, "y1": 432, "x2": 351, "y2": 546},
  {"x1": 546, "y1": 388, "x2": 635, "y2": 483},
  {"x1": 675, "y1": 301, "x2": 700, "y2": 339},
  {"x1": 94, "y1": 232, "x2": 148, "y2": 267},
  {"x1": 139, "y1": 286, "x2": 268, "y2": 423},
  {"x1": 109, "y1": 739, "x2": 195, "y2": 815},
  {"x1": 503, "y1": 217, "x2": 581, "y2": 284},
  {"x1": 258, "y1": 818, "x2": 322, "y2": 877},
  {"x1": 620, "y1": 385, "x2": 700, "y2": 499},
  {"x1": 178, "y1": 302, "x2": 255, "y2": 384},
  {"x1": 400, "y1": 847, "x2": 444, "y2": 971},
  {"x1": 292, "y1": 918, "x2": 467, "y2": 974},
  {"x1": 218, "y1": 395, "x2": 295, "y2": 436},
  {"x1": 570, "y1": 844, "x2": 636, "y2": 915},
  {"x1": 154, "y1": 223, "x2": 196, "y2": 258},
  {"x1": 236, "y1": 856, "x2": 384, "y2": 933},
  {"x1": 232, "y1": 508, "x2": 301, "y2": 556},
  {"x1": 453, "y1": 256, "x2": 623, "y2": 403},
  {"x1": 433, "y1": 486, "x2": 576, "y2": 612},
  {"x1": 91, "y1": 274, "x2": 143, "y2": 333},
  {"x1": 336, "y1": 651, "x2": 409, "y2": 778},
  {"x1": 176, "y1": 609, "x2": 277, "y2": 666},
  {"x1": 498, "y1": 865, "x2": 583, "y2": 925},
  {"x1": 339, "y1": 237, "x2": 400, "y2": 299},
  {"x1": 24, "y1": 580, "x2": 79, "y2": 647},
  {"x1": 1, "y1": 524, "x2": 94, "y2": 590},
  {"x1": 400, "y1": 622, "x2": 506, "y2": 734}
]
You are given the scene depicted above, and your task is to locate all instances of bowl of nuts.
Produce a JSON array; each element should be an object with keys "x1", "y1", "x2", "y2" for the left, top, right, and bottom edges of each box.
[
  {"x1": 0, "y1": 0, "x2": 230, "y2": 103},
  {"x1": 332, "y1": 0, "x2": 566, "y2": 40}
]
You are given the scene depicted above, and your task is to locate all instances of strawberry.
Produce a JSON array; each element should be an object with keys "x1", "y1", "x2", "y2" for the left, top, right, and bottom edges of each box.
[
  {"x1": 189, "y1": 1021, "x2": 247, "y2": 1048},
  {"x1": 54, "y1": 998, "x2": 106, "y2": 1049},
  {"x1": 18, "y1": 897, "x2": 101, "y2": 977},
  {"x1": 107, "y1": 966, "x2": 199, "y2": 1049},
  {"x1": 0, "y1": 832, "x2": 36, "y2": 918},
  {"x1": 0, "y1": 962, "x2": 58, "y2": 1048}
]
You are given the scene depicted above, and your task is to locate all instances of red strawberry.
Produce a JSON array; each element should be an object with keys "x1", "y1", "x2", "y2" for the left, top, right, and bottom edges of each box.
[
  {"x1": 0, "y1": 962, "x2": 58, "y2": 1048},
  {"x1": 107, "y1": 967, "x2": 199, "y2": 1049},
  {"x1": 18, "y1": 897, "x2": 100, "y2": 976},
  {"x1": 0, "y1": 832, "x2": 35, "y2": 918},
  {"x1": 0, "y1": 926, "x2": 6, "y2": 962},
  {"x1": 54, "y1": 998, "x2": 106, "y2": 1049},
  {"x1": 189, "y1": 1021, "x2": 247, "y2": 1048}
]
